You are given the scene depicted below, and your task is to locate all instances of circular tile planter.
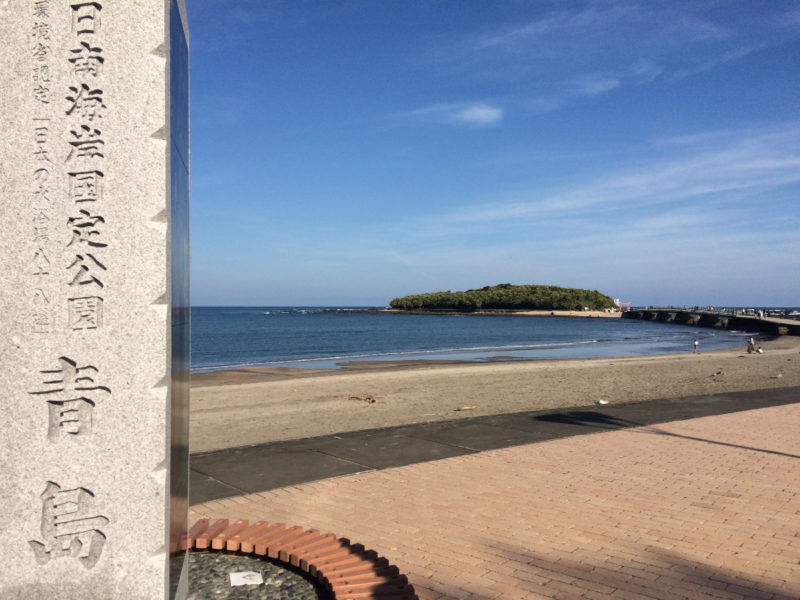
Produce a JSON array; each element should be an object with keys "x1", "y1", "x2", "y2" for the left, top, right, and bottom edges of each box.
[{"x1": 183, "y1": 519, "x2": 417, "y2": 600}]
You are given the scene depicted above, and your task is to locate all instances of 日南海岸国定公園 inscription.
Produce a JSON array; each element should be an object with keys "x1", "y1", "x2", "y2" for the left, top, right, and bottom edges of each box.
[{"x1": 1, "y1": 1, "x2": 190, "y2": 598}]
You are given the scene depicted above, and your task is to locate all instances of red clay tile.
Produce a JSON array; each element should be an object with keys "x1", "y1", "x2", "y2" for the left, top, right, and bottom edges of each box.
[
  {"x1": 253, "y1": 525, "x2": 303, "y2": 556},
  {"x1": 305, "y1": 546, "x2": 367, "y2": 573},
  {"x1": 226, "y1": 520, "x2": 270, "y2": 551},
  {"x1": 331, "y1": 573, "x2": 408, "y2": 588},
  {"x1": 210, "y1": 519, "x2": 249, "y2": 550},
  {"x1": 195, "y1": 519, "x2": 229, "y2": 549},
  {"x1": 326, "y1": 569, "x2": 404, "y2": 586},
  {"x1": 181, "y1": 518, "x2": 210, "y2": 550},
  {"x1": 301, "y1": 544, "x2": 365, "y2": 573},
  {"x1": 240, "y1": 523, "x2": 285, "y2": 553},
  {"x1": 291, "y1": 542, "x2": 344, "y2": 568},
  {"x1": 287, "y1": 533, "x2": 340, "y2": 566},
  {"x1": 275, "y1": 529, "x2": 322, "y2": 561},
  {"x1": 331, "y1": 579, "x2": 413, "y2": 595},
  {"x1": 265, "y1": 527, "x2": 317, "y2": 559},
  {"x1": 311, "y1": 551, "x2": 380, "y2": 578}
]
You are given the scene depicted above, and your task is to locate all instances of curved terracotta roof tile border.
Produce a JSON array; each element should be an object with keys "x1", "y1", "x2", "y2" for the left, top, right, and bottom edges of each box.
[{"x1": 183, "y1": 518, "x2": 418, "y2": 600}]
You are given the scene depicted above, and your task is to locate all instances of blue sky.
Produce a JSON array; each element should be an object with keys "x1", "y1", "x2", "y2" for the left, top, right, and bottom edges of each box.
[{"x1": 187, "y1": 1, "x2": 799, "y2": 307}]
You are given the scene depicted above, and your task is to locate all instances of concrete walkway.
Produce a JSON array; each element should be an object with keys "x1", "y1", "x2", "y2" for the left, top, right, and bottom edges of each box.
[
  {"x1": 190, "y1": 397, "x2": 800, "y2": 599},
  {"x1": 190, "y1": 388, "x2": 799, "y2": 504}
]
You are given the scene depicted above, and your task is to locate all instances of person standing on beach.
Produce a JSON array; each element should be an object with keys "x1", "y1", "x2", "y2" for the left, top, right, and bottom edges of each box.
[
  {"x1": 693, "y1": 339, "x2": 699, "y2": 353},
  {"x1": 748, "y1": 336, "x2": 756, "y2": 353}
]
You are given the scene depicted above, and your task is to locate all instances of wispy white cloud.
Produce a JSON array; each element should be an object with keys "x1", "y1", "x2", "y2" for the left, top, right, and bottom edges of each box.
[
  {"x1": 570, "y1": 75, "x2": 620, "y2": 97},
  {"x1": 672, "y1": 43, "x2": 770, "y2": 80},
  {"x1": 449, "y1": 103, "x2": 503, "y2": 125},
  {"x1": 441, "y1": 125, "x2": 800, "y2": 226},
  {"x1": 473, "y1": 4, "x2": 636, "y2": 53},
  {"x1": 776, "y1": 7, "x2": 800, "y2": 28},
  {"x1": 532, "y1": 58, "x2": 663, "y2": 110},
  {"x1": 386, "y1": 102, "x2": 503, "y2": 127},
  {"x1": 670, "y1": 15, "x2": 732, "y2": 41},
  {"x1": 430, "y1": 3, "x2": 796, "y2": 118},
  {"x1": 467, "y1": 3, "x2": 736, "y2": 75},
  {"x1": 628, "y1": 58, "x2": 663, "y2": 84}
]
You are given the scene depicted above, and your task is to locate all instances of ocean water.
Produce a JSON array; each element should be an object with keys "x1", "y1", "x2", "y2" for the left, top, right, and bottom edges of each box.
[{"x1": 190, "y1": 307, "x2": 760, "y2": 373}]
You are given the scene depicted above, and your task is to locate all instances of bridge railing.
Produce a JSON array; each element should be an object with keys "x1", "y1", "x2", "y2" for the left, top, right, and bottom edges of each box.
[{"x1": 628, "y1": 307, "x2": 800, "y2": 321}]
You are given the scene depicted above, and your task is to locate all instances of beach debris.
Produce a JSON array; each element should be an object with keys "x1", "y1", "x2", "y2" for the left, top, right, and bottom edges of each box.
[
  {"x1": 350, "y1": 394, "x2": 376, "y2": 403},
  {"x1": 455, "y1": 405, "x2": 477, "y2": 411},
  {"x1": 594, "y1": 399, "x2": 609, "y2": 405},
  {"x1": 776, "y1": 373, "x2": 783, "y2": 379}
]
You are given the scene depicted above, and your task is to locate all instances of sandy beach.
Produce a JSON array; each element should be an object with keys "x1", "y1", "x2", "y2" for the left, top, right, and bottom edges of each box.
[
  {"x1": 495, "y1": 309, "x2": 620, "y2": 318},
  {"x1": 190, "y1": 335, "x2": 800, "y2": 453}
]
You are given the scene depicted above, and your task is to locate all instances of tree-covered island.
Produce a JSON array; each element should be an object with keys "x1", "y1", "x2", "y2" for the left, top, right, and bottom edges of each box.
[{"x1": 390, "y1": 283, "x2": 617, "y2": 312}]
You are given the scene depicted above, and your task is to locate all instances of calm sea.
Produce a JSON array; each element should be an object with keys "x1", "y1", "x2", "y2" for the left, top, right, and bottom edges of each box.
[{"x1": 190, "y1": 307, "x2": 761, "y2": 373}]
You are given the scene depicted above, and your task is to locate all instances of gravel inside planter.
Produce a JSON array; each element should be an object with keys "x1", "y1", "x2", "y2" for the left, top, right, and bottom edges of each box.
[{"x1": 187, "y1": 550, "x2": 331, "y2": 600}]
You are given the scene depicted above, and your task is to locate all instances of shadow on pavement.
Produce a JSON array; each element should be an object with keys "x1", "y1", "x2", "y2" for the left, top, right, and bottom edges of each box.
[
  {"x1": 636, "y1": 425, "x2": 800, "y2": 459},
  {"x1": 535, "y1": 410, "x2": 640, "y2": 430},
  {"x1": 486, "y1": 539, "x2": 799, "y2": 600},
  {"x1": 190, "y1": 387, "x2": 800, "y2": 504}
]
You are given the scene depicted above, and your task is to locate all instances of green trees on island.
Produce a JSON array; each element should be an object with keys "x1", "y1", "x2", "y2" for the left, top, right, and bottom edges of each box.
[{"x1": 389, "y1": 283, "x2": 616, "y2": 312}]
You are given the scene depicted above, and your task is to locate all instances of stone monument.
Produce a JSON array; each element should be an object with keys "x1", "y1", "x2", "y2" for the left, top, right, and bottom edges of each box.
[{"x1": 0, "y1": 1, "x2": 190, "y2": 598}]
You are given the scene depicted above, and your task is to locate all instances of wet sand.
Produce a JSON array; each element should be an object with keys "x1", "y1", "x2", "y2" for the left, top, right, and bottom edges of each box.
[{"x1": 190, "y1": 336, "x2": 800, "y2": 453}]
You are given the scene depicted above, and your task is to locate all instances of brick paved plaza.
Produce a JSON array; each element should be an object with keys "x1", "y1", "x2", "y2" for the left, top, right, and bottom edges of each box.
[{"x1": 191, "y1": 403, "x2": 800, "y2": 599}]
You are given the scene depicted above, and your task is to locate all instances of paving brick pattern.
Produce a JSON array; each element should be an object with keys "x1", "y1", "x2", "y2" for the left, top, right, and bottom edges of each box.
[{"x1": 191, "y1": 404, "x2": 800, "y2": 600}]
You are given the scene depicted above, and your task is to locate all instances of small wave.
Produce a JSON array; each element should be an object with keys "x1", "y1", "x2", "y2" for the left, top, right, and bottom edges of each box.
[
  {"x1": 190, "y1": 339, "x2": 611, "y2": 373},
  {"x1": 271, "y1": 308, "x2": 329, "y2": 315}
]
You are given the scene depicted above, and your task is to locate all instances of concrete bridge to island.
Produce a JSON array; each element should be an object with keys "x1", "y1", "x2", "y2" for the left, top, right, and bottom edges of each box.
[{"x1": 621, "y1": 307, "x2": 800, "y2": 336}]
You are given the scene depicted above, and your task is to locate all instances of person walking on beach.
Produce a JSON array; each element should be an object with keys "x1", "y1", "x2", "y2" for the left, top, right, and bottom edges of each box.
[
  {"x1": 747, "y1": 336, "x2": 756, "y2": 353},
  {"x1": 693, "y1": 339, "x2": 699, "y2": 353}
]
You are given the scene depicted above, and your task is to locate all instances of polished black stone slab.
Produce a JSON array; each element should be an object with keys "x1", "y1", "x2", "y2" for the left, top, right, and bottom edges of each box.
[{"x1": 169, "y1": 1, "x2": 190, "y2": 596}]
